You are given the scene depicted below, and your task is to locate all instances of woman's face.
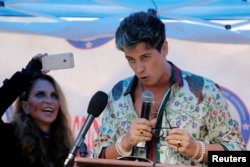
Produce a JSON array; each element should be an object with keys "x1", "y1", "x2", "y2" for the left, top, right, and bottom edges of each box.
[{"x1": 22, "y1": 79, "x2": 60, "y2": 132}]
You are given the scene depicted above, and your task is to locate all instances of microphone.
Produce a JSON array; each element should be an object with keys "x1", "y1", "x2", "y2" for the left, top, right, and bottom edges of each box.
[
  {"x1": 140, "y1": 90, "x2": 154, "y2": 119},
  {"x1": 64, "y1": 91, "x2": 108, "y2": 167},
  {"x1": 133, "y1": 90, "x2": 154, "y2": 159},
  {"x1": 136, "y1": 90, "x2": 154, "y2": 148}
]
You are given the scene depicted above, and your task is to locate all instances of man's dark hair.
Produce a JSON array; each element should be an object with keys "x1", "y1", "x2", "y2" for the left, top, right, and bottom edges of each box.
[{"x1": 115, "y1": 8, "x2": 165, "y2": 52}]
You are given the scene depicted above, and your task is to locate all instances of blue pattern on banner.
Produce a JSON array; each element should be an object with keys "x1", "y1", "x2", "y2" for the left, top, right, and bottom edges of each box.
[
  {"x1": 221, "y1": 87, "x2": 250, "y2": 144},
  {"x1": 67, "y1": 37, "x2": 113, "y2": 49}
]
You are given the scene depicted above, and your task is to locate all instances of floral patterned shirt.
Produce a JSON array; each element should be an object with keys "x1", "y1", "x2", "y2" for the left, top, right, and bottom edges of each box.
[{"x1": 93, "y1": 62, "x2": 246, "y2": 166}]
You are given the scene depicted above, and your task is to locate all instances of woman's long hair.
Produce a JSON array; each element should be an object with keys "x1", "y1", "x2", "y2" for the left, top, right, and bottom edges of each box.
[{"x1": 13, "y1": 75, "x2": 74, "y2": 167}]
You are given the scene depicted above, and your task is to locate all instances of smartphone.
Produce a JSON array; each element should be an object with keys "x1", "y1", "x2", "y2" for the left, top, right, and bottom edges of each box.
[{"x1": 42, "y1": 52, "x2": 74, "y2": 71}]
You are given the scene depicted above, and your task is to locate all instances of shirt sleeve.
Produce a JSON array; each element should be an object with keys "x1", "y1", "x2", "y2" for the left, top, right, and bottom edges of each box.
[
  {"x1": 92, "y1": 90, "x2": 137, "y2": 158},
  {"x1": 205, "y1": 82, "x2": 246, "y2": 150}
]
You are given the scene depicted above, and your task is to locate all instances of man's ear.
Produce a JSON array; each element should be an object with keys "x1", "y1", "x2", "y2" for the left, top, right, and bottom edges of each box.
[
  {"x1": 21, "y1": 101, "x2": 30, "y2": 114},
  {"x1": 162, "y1": 41, "x2": 168, "y2": 56}
]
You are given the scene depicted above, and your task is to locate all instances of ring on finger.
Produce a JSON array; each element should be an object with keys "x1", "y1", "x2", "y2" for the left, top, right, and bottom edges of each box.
[
  {"x1": 175, "y1": 140, "x2": 181, "y2": 151},
  {"x1": 177, "y1": 140, "x2": 181, "y2": 147},
  {"x1": 175, "y1": 145, "x2": 178, "y2": 151},
  {"x1": 138, "y1": 129, "x2": 144, "y2": 137}
]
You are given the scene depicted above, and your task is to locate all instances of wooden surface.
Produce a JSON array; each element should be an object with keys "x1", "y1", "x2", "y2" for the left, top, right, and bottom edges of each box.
[{"x1": 75, "y1": 157, "x2": 195, "y2": 167}]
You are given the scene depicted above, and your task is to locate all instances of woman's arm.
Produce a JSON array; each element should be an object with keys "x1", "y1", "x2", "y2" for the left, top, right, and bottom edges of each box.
[{"x1": 0, "y1": 56, "x2": 43, "y2": 118}]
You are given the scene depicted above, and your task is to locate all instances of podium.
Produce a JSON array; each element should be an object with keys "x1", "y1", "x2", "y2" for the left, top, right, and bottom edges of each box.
[{"x1": 75, "y1": 157, "x2": 194, "y2": 167}]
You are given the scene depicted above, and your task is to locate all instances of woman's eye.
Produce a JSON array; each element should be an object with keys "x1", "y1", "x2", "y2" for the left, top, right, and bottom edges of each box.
[
  {"x1": 36, "y1": 92, "x2": 45, "y2": 97},
  {"x1": 51, "y1": 93, "x2": 59, "y2": 99}
]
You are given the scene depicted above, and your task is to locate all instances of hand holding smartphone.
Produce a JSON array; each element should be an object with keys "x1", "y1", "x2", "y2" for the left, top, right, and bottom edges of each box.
[{"x1": 42, "y1": 52, "x2": 74, "y2": 71}]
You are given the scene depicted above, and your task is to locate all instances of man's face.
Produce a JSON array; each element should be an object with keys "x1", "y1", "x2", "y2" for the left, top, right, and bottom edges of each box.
[{"x1": 124, "y1": 42, "x2": 168, "y2": 86}]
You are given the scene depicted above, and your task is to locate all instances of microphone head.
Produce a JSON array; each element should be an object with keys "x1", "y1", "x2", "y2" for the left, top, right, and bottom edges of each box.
[
  {"x1": 87, "y1": 91, "x2": 108, "y2": 117},
  {"x1": 142, "y1": 90, "x2": 154, "y2": 103}
]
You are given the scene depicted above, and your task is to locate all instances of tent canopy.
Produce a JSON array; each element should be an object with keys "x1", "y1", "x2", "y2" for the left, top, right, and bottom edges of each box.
[{"x1": 1, "y1": 0, "x2": 250, "y2": 44}]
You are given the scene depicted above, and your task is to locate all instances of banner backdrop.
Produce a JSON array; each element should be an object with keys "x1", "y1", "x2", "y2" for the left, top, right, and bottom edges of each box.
[{"x1": 0, "y1": 32, "x2": 249, "y2": 152}]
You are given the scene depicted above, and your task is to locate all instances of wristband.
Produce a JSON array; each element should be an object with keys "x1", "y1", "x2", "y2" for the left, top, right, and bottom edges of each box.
[
  {"x1": 115, "y1": 135, "x2": 132, "y2": 157},
  {"x1": 195, "y1": 141, "x2": 205, "y2": 163}
]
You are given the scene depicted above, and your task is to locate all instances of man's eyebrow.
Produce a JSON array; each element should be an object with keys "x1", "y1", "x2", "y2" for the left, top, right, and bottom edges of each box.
[{"x1": 125, "y1": 55, "x2": 132, "y2": 58}]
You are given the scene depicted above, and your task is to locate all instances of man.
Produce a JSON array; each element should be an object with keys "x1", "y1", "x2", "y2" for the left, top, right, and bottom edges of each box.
[{"x1": 93, "y1": 9, "x2": 246, "y2": 166}]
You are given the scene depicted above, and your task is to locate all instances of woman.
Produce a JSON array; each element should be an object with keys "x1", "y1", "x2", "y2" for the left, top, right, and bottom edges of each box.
[{"x1": 0, "y1": 55, "x2": 74, "y2": 167}]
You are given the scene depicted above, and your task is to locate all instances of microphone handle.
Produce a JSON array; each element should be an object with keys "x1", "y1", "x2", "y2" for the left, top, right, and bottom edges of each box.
[
  {"x1": 133, "y1": 101, "x2": 153, "y2": 159},
  {"x1": 136, "y1": 102, "x2": 152, "y2": 148},
  {"x1": 64, "y1": 114, "x2": 94, "y2": 167},
  {"x1": 140, "y1": 102, "x2": 152, "y2": 119}
]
